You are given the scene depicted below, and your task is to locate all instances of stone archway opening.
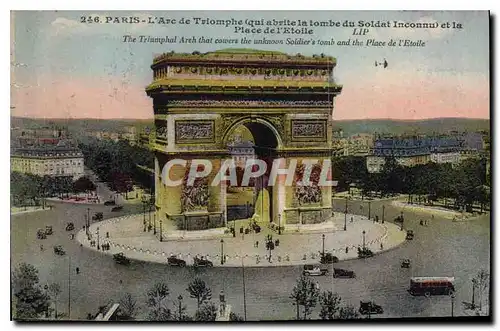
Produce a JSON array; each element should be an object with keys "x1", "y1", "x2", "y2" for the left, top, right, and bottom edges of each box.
[{"x1": 224, "y1": 118, "x2": 280, "y2": 227}]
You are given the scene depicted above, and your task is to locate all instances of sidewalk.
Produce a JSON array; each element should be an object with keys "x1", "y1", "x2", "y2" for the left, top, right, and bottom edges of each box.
[
  {"x1": 11, "y1": 205, "x2": 51, "y2": 216},
  {"x1": 391, "y1": 200, "x2": 482, "y2": 220},
  {"x1": 77, "y1": 212, "x2": 406, "y2": 267},
  {"x1": 334, "y1": 191, "x2": 403, "y2": 202}
]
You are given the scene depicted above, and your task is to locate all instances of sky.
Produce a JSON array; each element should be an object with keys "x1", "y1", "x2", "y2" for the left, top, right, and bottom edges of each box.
[{"x1": 10, "y1": 10, "x2": 490, "y2": 120}]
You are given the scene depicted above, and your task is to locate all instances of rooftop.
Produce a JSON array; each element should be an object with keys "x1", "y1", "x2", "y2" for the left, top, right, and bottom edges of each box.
[{"x1": 152, "y1": 49, "x2": 336, "y2": 66}]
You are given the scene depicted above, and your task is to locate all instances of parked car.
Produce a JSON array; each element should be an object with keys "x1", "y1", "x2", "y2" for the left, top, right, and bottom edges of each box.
[
  {"x1": 53, "y1": 245, "x2": 66, "y2": 255},
  {"x1": 104, "y1": 200, "x2": 116, "y2": 206},
  {"x1": 358, "y1": 247, "x2": 374, "y2": 258},
  {"x1": 45, "y1": 225, "x2": 53, "y2": 235},
  {"x1": 65, "y1": 222, "x2": 75, "y2": 231},
  {"x1": 406, "y1": 230, "x2": 414, "y2": 240},
  {"x1": 92, "y1": 212, "x2": 104, "y2": 221},
  {"x1": 111, "y1": 206, "x2": 123, "y2": 212},
  {"x1": 193, "y1": 256, "x2": 213, "y2": 268},
  {"x1": 320, "y1": 252, "x2": 339, "y2": 264},
  {"x1": 167, "y1": 256, "x2": 186, "y2": 267},
  {"x1": 401, "y1": 259, "x2": 411, "y2": 268},
  {"x1": 359, "y1": 301, "x2": 384, "y2": 315},
  {"x1": 37, "y1": 229, "x2": 47, "y2": 240},
  {"x1": 333, "y1": 268, "x2": 356, "y2": 278},
  {"x1": 113, "y1": 253, "x2": 131, "y2": 265},
  {"x1": 303, "y1": 264, "x2": 329, "y2": 276}
]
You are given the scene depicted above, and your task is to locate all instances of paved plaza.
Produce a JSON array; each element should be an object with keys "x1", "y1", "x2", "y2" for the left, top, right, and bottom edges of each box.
[{"x1": 77, "y1": 213, "x2": 406, "y2": 267}]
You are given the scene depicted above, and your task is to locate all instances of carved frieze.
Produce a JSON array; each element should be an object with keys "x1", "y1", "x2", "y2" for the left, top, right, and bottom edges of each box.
[
  {"x1": 155, "y1": 121, "x2": 168, "y2": 141},
  {"x1": 166, "y1": 99, "x2": 331, "y2": 108},
  {"x1": 181, "y1": 171, "x2": 209, "y2": 212},
  {"x1": 175, "y1": 120, "x2": 215, "y2": 144},
  {"x1": 294, "y1": 163, "x2": 323, "y2": 205},
  {"x1": 291, "y1": 120, "x2": 327, "y2": 141}
]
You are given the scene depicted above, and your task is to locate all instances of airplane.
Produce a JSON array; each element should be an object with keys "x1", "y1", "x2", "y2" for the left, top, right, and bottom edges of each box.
[{"x1": 375, "y1": 59, "x2": 388, "y2": 68}]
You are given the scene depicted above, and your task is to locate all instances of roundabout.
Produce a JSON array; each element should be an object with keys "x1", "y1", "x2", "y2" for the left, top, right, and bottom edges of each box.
[{"x1": 77, "y1": 213, "x2": 406, "y2": 267}]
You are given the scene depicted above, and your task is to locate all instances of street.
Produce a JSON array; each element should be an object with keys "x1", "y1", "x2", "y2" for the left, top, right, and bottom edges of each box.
[{"x1": 11, "y1": 198, "x2": 490, "y2": 320}]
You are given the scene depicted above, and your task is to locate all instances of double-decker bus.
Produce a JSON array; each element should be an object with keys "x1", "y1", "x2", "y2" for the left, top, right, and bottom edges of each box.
[{"x1": 409, "y1": 277, "x2": 455, "y2": 296}]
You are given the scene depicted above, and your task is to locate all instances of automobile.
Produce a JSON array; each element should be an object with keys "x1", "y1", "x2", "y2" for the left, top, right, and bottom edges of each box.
[
  {"x1": 394, "y1": 215, "x2": 404, "y2": 223},
  {"x1": 104, "y1": 200, "x2": 116, "y2": 206},
  {"x1": 357, "y1": 247, "x2": 374, "y2": 258},
  {"x1": 401, "y1": 259, "x2": 411, "y2": 268},
  {"x1": 113, "y1": 253, "x2": 131, "y2": 265},
  {"x1": 193, "y1": 256, "x2": 213, "y2": 268},
  {"x1": 37, "y1": 229, "x2": 47, "y2": 240},
  {"x1": 320, "y1": 252, "x2": 339, "y2": 264},
  {"x1": 359, "y1": 301, "x2": 384, "y2": 315},
  {"x1": 405, "y1": 230, "x2": 414, "y2": 240},
  {"x1": 65, "y1": 222, "x2": 75, "y2": 231},
  {"x1": 167, "y1": 256, "x2": 186, "y2": 267},
  {"x1": 92, "y1": 212, "x2": 104, "y2": 221},
  {"x1": 45, "y1": 225, "x2": 53, "y2": 235},
  {"x1": 53, "y1": 245, "x2": 66, "y2": 255},
  {"x1": 111, "y1": 206, "x2": 123, "y2": 212},
  {"x1": 303, "y1": 264, "x2": 329, "y2": 276},
  {"x1": 333, "y1": 268, "x2": 356, "y2": 278}
]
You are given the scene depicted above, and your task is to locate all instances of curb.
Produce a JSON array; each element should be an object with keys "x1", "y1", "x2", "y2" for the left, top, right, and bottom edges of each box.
[{"x1": 76, "y1": 215, "x2": 407, "y2": 268}]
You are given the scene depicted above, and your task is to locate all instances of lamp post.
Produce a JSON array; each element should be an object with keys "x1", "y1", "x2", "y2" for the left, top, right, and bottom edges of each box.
[
  {"x1": 220, "y1": 239, "x2": 224, "y2": 265},
  {"x1": 84, "y1": 214, "x2": 88, "y2": 236},
  {"x1": 451, "y1": 292, "x2": 456, "y2": 317},
  {"x1": 142, "y1": 196, "x2": 147, "y2": 232},
  {"x1": 87, "y1": 208, "x2": 90, "y2": 227},
  {"x1": 368, "y1": 201, "x2": 371, "y2": 220},
  {"x1": 344, "y1": 196, "x2": 348, "y2": 231},
  {"x1": 153, "y1": 213, "x2": 156, "y2": 235},
  {"x1": 96, "y1": 227, "x2": 100, "y2": 250},
  {"x1": 362, "y1": 230, "x2": 366, "y2": 249},
  {"x1": 177, "y1": 295, "x2": 183, "y2": 319},
  {"x1": 382, "y1": 205, "x2": 385, "y2": 224},
  {"x1": 322, "y1": 234, "x2": 325, "y2": 257},
  {"x1": 472, "y1": 279, "x2": 477, "y2": 309},
  {"x1": 241, "y1": 258, "x2": 247, "y2": 321},
  {"x1": 278, "y1": 214, "x2": 282, "y2": 235},
  {"x1": 400, "y1": 211, "x2": 404, "y2": 231},
  {"x1": 159, "y1": 217, "x2": 163, "y2": 242}
]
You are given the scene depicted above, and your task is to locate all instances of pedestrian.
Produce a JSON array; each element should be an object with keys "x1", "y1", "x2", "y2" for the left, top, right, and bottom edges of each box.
[
  {"x1": 380, "y1": 243, "x2": 383, "y2": 250},
  {"x1": 76, "y1": 267, "x2": 80, "y2": 274},
  {"x1": 345, "y1": 247, "x2": 349, "y2": 254},
  {"x1": 40, "y1": 244, "x2": 44, "y2": 251},
  {"x1": 255, "y1": 241, "x2": 259, "y2": 248},
  {"x1": 350, "y1": 217, "x2": 354, "y2": 223}
]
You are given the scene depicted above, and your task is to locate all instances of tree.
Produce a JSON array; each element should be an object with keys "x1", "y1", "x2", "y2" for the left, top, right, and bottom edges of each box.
[
  {"x1": 290, "y1": 276, "x2": 320, "y2": 320},
  {"x1": 187, "y1": 278, "x2": 212, "y2": 309},
  {"x1": 194, "y1": 302, "x2": 217, "y2": 321},
  {"x1": 337, "y1": 305, "x2": 360, "y2": 319},
  {"x1": 12, "y1": 263, "x2": 50, "y2": 319},
  {"x1": 47, "y1": 283, "x2": 61, "y2": 319},
  {"x1": 146, "y1": 282, "x2": 171, "y2": 321},
  {"x1": 73, "y1": 176, "x2": 96, "y2": 193},
  {"x1": 319, "y1": 291, "x2": 342, "y2": 320},
  {"x1": 473, "y1": 269, "x2": 490, "y2": 311},
  {"x1": 229, "y1": 312, "x2": 244, "y2": 321},
  {"x1": 118, "y1": 292, "x2": 138, "y2": 320}
]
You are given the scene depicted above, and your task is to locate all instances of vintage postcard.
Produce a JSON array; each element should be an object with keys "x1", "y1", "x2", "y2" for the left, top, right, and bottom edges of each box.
[{"x1": 10, "y1": 10, "x2": 490, "y2": 321}]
